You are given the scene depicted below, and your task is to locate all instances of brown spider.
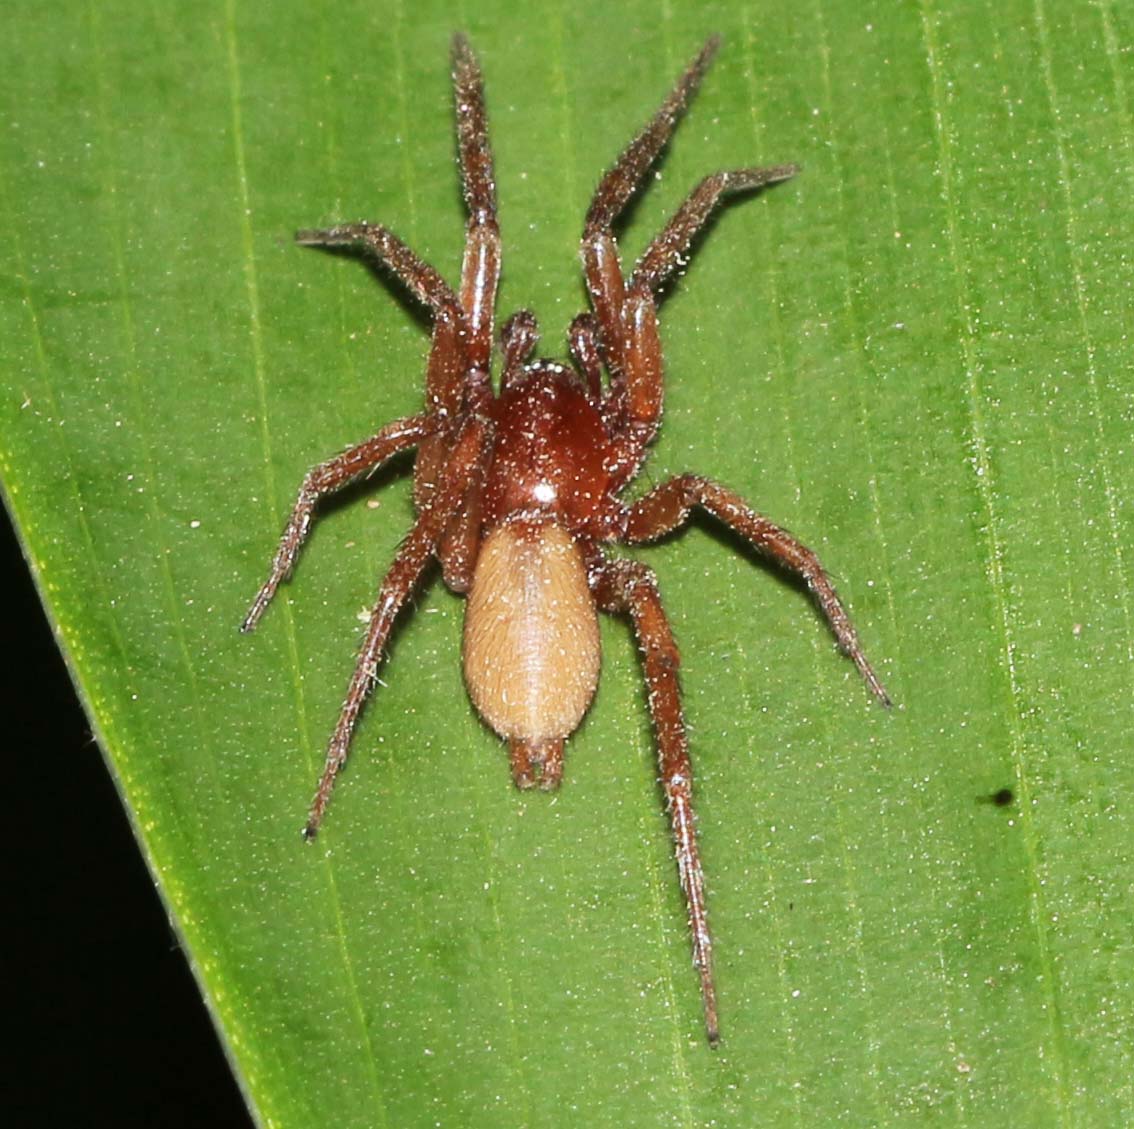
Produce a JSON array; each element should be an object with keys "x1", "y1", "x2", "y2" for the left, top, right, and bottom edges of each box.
[{"x1": 242, "y1": 34, "x2": 889, "y2": 1046}]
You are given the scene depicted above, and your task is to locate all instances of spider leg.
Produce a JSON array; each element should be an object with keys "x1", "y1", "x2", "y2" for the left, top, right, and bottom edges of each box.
[
  {"x1": 600, "y1": 167, "x2": 798, "y2": 480},
  {"x1": 630, "y1": 165, "x2": 799, "y2": 295},
  {"x1": 435, "y1": 468, "x2": 485, "y2": 594},
  {"x1": 624, "y1": 475, "x2": 891, "y2": 704},
  {"x1": 592, "y1": 555, "x2": 719, "y2": 1046},
  {"x1": 241, "y1": 414, "x2": 438, "y2": 632},
  {"x1": 300, "y1": 213, "x2": 484, "y2": 575},
  {"x1": 442, "y1": 35, "x2": 505, "y2": 595},
  {"x1": 305, "y1": 416, "x2": 490, "y2": 837},
  {"x1": 297, "y1": 223, "x2": 471, "y2": 426},
  {"x1": 582, "y1": 37, "x2": 720, "y2": 263},
  {"x1": 580, "y1": 40, "x2": 718, "y2": 481},
  {"x1": 296, "y1": 223, "x2": 460, "y2": 317},
  {"x1": 452, "y1": 34, "x2": 501, "y2": 392},
  {"x1": 581, "y1": 37, "x2": 718, "y2": 335}
]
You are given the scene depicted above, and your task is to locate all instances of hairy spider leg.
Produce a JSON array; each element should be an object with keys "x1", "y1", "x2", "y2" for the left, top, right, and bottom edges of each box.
[
  {"x1": 291, "y1": 219, "x2": 487, "y2": 595},
  {"x1": 624, "y1": 475, "x2": 891, "y2": 704},
  {"x1": 295, "y1": 222, "x2": 470, "y2": 454},
  {"x1": 305, "y1": 417, "x2": 490, "y2": 838},
  {"x1": 452, "y1": 33, "x2": 500, "y2": 384},
  {"x1": 295, "y1": 222, "x2": 462, "y2": 315},
  {"x1": 592, "y1": 556, "x2": 719, "y2": 1046},
  {"x1": 592, "y1": 163, "x2": 801, "y2": 438},
  {"x1": 629, "y1": 164, "x2": 799, "y2": 295},
  {"x1": 585, "y1": 59, "x2": 798, "y2": 486},
  {"x1": 580, "y1": 38, "x2": 719, "y2": 449},
  {"x1": 583, "y1": 37, "x2": 721, "y2": 246},
  {"x1": 436, "y1": 33, "x2": 502, "y2": 593},
  {"x1": 293, "y1": 223, "x2": 469, "y2": 417},
  {"x1": 241, "y1": 414, "x2": 438, "y2": 633},
  {"x1": 242, "y1": 222, "x2": 468, "y2": 632}
]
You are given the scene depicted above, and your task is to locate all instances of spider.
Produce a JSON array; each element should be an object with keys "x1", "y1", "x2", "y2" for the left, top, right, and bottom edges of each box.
[{"x1": 242, "y1": 34, "x2": 889, "y2": 1046}]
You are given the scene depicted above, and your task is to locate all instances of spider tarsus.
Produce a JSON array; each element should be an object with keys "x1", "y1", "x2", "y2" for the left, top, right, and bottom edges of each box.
[
  {"x1": 725, "y1": 164, "x2": 801, "y2": 194},
  {"x1": 849, "y1": 648, "x2": 892, "y2": 706},
  {"x1": 240, "y1": 599, "x2": 265, "y2": 634},
  {"x1": 295, "y1": 227, "x2": 340, "y2": 247},
  {"x1": 301, "y1": 823, "x2": 319, "y2": 842},
  {"x1": 451, "y1": 30, "x2": 474, "y2": 63},
  {"x1": 697, "y1": 33, "x2": 721, "y2": 66},
  {"x1": 701, "y1": 971, "x2": 720, "y2": 1047},
  {"x1": 241, "y1": 580, "x2": 280, "y2": 633},
  {"x1": 831, "y1": 634, "x2": 889, "y2": 705},
  {"x1": 295, "y1": 225, "x2": 378, "y2": 249},
  {"x1": 865, "y1": 667, "x2": 893, "y2": 708},
  {"x1": 760, "y1": 162, "x2": 801, "y2": 185}
]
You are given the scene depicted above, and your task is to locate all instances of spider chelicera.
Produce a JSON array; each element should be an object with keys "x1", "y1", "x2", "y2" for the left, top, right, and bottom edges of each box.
[{"x1": 242, "y1": 34, "x2": 889, "y2": 1045}]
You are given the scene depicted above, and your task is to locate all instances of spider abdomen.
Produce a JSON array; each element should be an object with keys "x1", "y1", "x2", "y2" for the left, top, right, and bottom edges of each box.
[{"x1": 463, "y1": 519, "x2": 601, "y2": 758}]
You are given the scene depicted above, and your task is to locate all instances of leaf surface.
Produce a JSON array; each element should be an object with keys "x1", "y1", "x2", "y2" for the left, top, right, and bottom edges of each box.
[{"x1": 2, "y1": 1, "x2": 1132, "y2": 1125}]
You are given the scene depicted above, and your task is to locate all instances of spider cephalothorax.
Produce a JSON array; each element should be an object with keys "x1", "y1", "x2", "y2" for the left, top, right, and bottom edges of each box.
[{"x1": 243, "y1": 34, "x2": 889, "y2": 1045}]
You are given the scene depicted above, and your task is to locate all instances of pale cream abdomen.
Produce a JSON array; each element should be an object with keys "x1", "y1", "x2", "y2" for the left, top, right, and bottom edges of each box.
[{"x1": 463, "y1": 520, "x2": 601, "y2": 742}]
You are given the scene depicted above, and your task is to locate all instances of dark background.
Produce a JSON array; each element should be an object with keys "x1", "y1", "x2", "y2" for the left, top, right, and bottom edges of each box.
[{"x1": 3, "y1": 503, "x2": 252, "y2": 1127}]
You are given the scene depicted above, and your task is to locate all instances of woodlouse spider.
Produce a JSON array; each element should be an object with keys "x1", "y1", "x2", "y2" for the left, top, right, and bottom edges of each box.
[{"x1": 242, "y1": 34, "x2": 890, "y2": 1046}]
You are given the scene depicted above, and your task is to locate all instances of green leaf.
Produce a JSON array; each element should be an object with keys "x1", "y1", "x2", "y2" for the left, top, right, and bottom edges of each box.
[{"x1": 4, "y1": 0, "x2": 1133, "y2": 1125}]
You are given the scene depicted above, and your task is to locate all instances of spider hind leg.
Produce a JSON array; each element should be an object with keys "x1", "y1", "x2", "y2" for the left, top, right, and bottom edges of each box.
[{"x1": 592, "y1": 555, "x2": 720, "y2": 1046}]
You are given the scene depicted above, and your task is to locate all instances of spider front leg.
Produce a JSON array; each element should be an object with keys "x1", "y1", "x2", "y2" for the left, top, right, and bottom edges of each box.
[
  {"x1": 293, "y1": 214, "x2": 482, "y2": 594},
  {"x1": 629, "y1": 164, "x2": 799, "y2": 295},
  {"x1": 452, "y1": 33, "x2": 501, "y2": 388},
  {"x1": 305, "y1": 416, "x2": 489, "y2": 837},
  {"x1": 625, "y1": 475, "x2": 890, "y2": 704},
  {"x1": 580, "y1": 36, "x2": 720, "y2": 315},
  {"x1": 296, "y1": 223, "x2": 461, "y2": 320},
  {"x1": 429, "y1": 34, "x2": 500, "y2": 596},
  {"x1": 580, "y1": 39, "x2": 719, "y2": 450},
  {"x1": 296, "y1": 222, "x2": 470, "y2": 417},
  {"x1": 592, "y1": 556, "x2": 719, "y2": 1046},
  {"x1": 241, "y1": 414, "x2": 438, "y2": 632},
  {"x1": 245, "y1": 225, "x2": 466, "y2": 632},
  {"x1": 605, "y1": 162, "x2": 799, "y2": 482},
  {"x1": 580, "y1": 40, "x2": 797, "y2": 487}
]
